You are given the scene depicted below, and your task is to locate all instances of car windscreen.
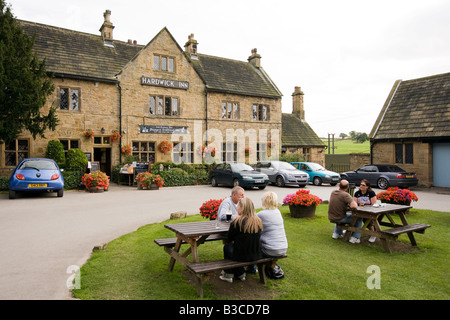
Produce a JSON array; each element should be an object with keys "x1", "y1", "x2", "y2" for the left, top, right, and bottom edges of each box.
[
  {"x1": 19, "y1": 160, "x2": 58, "y2": 170},
  {"x1": 276, "y1": 162, "x2": 297, "y2": 170},
  {"x1": 231, "y1": 163, "x2": 254, "y2": 171},
  {"x1": 378, "y1": 165, "x2": 405, "y2": 172},
  {"x1": 308, "y1": 163, "x2": 325, "y2": 171}
]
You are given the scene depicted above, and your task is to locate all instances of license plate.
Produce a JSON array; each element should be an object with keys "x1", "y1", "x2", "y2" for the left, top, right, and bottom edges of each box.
[
  {"x1": 29, "y1": 184, "x2": 47, "y2": 188},
  {"x1": 255, "y1": 180, "x2": 264, "y2": 183},
  {"x1": 406, "y1": 175, "x2": 413, "y2": 178}
]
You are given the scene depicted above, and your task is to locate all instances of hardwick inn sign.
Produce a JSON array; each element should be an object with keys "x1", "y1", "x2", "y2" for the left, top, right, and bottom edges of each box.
[{"x1": 141, "y1": 76, "x2": 189, "y2": 90}]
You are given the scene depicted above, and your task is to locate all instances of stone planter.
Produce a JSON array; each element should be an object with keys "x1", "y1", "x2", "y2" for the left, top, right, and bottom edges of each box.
[
  {"x1": 289, "y1": 204, "x2": 316, "y2": 218},
  {"x1": 137, "y1": 182, "x2": 159, "y2": 190},
  {"x1": 88, "y1": 186, "x2": 104, "y2": 193}
]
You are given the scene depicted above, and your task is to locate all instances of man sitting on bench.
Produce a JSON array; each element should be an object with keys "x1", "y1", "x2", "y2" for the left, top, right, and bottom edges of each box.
[{"x1": 328, "y1": 180, "x2": 361, "y2": 243}]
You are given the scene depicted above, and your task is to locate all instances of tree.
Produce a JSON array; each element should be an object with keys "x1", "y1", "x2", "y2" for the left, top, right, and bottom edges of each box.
[{"x1": 0, "y1": 0, "x2": 58, "y2": 144}]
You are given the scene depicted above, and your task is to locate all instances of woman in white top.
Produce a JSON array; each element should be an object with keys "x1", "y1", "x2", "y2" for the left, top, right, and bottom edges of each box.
[{"x1": 257, "y1": 191, "x2": 288, "y2": 257}]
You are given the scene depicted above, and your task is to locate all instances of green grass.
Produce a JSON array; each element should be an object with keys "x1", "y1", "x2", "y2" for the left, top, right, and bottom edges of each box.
[
  {"x1": 72, "y1": 205, "x2": 450, "y2": 300},
  {"x1": 322, "y1": 138, "x2": 370, "y2": 154}
]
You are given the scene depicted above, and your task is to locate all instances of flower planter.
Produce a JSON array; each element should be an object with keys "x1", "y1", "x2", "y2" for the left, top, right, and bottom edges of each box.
[
  {"x1": 289, "y1": 204, "x2": 316, "y2": 218},
  {"x1": 88, "y1": 186, "x2": 104, "y2": 193},
  {"x1": 137, "y1": 181, "x2": 159, "y2": 190}
]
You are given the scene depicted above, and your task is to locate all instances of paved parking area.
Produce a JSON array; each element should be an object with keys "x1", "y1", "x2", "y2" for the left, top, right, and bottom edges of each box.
[{"x1": 0, "y1": 183, "x2": 448, "y2": 299}]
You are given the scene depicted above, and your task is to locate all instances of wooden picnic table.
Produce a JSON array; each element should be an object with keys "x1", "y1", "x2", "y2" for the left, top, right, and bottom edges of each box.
[
  {"x1": 339, "y1": 203, "x2": 430, "y2": 253},
  {"x1": 161, "y1": 220, "x2": 230, "y2": 271}
]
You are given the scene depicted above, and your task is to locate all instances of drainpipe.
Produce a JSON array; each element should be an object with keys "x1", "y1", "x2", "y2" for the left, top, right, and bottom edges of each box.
[
  {"x1": 117, "y1": 81, "x2": 122, "y2": 163},
  {"x1": 205, "y1": 86, "x2": 208, "y2": 144}
]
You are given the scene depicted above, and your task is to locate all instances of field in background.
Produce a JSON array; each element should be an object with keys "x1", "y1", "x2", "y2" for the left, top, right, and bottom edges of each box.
[{"x1": 321, "y1": 138, "x2": 370, "y2": 154}]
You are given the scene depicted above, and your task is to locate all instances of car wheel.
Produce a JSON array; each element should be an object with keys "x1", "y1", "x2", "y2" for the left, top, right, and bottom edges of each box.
[
  {"x1": 313, "y1": 177, "x2": 322, "y2": 186},
  {"x1": 330, "y1": 183, "x2": 337, "y2": 186},
  {"x1": 258, "y1": 186, "x2": 266, "y2": 190},
  {"x1": 57, "y1": 189, "x2": 64, "y2": 197},
  {"x1": 276, "y1": 175, "x2": 285, "y2": 187},
  {"x1": 9, "y1": 190, "x2": 16, "y2": 199},
  {"x1": 377, "y1": 178, "x2": 389, "y2": 190},
  {"x1": 233, "y1": 178, "x2": 240, "y2": 187},
  {"x1": 211, "y1": 177, "x2": 218, "y2": 187}
]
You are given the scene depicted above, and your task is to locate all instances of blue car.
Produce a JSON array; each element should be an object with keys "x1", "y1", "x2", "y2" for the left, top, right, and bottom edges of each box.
[
  {"x1": 291, "y1": 162, "x2": 341, "y2": 186},
  {"x1": 9, "y1": 158, "x2": 65, "y2": 199}
]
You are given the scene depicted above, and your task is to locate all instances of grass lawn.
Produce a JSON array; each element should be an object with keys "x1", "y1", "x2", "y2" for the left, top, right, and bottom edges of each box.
[
  {"x1": 322, "y1": 138, "x2": 370, "y2": 154},
  {"x1": 72, "y1": 205, "x2": 449, "y2": 300}
]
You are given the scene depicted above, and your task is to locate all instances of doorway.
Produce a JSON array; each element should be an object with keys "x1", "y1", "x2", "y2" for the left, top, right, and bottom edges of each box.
[{"x1": 93, "y1": 147, "x2": 111, "y2": 177}]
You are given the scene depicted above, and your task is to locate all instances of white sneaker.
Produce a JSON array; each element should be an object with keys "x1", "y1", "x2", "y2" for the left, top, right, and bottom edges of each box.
[
  {"x1": 238, "y1": 273, "x2": 246, "y2": 281},
  {"x1": 349, "y1": 237, "x2": 361, "y2": 244},
  {"x1": 219, "y1": 273, "x2": 233, "y2": 283},
  {"x1": 332, "y1": 232, "x2": 343, "y2": 239},
  {"x1": 368, "y1": 236, "x2": 376, "y2": 243}
]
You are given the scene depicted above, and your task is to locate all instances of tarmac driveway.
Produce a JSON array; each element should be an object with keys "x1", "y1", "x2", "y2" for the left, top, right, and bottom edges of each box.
[{"x1": 0, "y1": 183, "x2": 448, "y2": 300}]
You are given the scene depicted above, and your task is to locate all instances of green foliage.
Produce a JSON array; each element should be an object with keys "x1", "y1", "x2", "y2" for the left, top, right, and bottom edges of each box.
[
  {"x1": 0, "y1": 1, "x2": 58, "y2": 143},
  {"x1": 62, "y1": 170, "x2": 83, "y2": 190},
  {"x1": 0, "y1": 176, "x2": 9, "y2": 190},
  {"x1": 65, "y1": 148, "x2": 87, "y2": 171},
  {"x1": 45, "y1": 140, "x2": 65, "y2": 166},
  {"x1": 279, "y1": 152, "x2": 305, "y2": 163}
]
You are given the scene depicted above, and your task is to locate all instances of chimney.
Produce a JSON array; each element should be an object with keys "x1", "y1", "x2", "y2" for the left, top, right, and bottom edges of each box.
[
  {"x1": 184, "y1": 33, "x2": 198, "y2": 55},
  {"x1": 292, "y1": 86, "x2": 305, "y2": 120},
  {"x1": 99, "y1": 10, "x2": 114, "y2": 41},
  {"x1": 248, "y1": 48, "x2": 261, "y2": 68}
]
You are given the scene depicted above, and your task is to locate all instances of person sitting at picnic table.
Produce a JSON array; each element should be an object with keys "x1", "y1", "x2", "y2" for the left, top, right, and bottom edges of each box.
[
  {"x1": 217, "y1": 186, "x2": 245, "y2": 221},
  {"x1": 220, "y1": 197, "x2": 263, "y2": 283},
  {"x1": 354, "y1": 179, "x2": 377, "y2": 243},
  {"x1": 328, "y1": 180, "x2": 361, "y2": 243}
]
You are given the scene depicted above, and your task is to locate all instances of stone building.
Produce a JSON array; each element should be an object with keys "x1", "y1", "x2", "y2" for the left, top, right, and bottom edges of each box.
[
  {"x1": 0, "y1": 10, "x2": 282, "y2": 177},
  {"x1": 370, "y1": 72, "x2": 450, "y2": 187},
  {"x1": 281, "y1": 87, "x2": 325, "y2": 165}
]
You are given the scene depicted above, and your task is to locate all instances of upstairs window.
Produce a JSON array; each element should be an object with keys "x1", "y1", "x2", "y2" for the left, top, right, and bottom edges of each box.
[
  {"x1": 252, "y1": 104, "x2": 270, "y2": 121},
  {"x1": 154, "y1": 55, "x2": 175, "y2": 72},
  {"x1": 149, "y1": 96, "x2": 179, "y2": 116},
  {"x1": 59, "y1": 88, "x2": 80, "y2": 111},
  {"x1": 221, "y1": 102, "x2": 240, "y2": 119}
]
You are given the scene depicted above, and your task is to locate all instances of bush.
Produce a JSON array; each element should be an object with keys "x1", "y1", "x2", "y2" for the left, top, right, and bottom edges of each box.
[
  {"x1": 0, "y1": 177, "x2": 9, "y2": 191},
  {"x1": 66, "y1": 148, "x2": 88, "y2": 171},
  {"x1": 45, "y1": 140, "x2": 65, "y2": 167},
  {"x1": 62, "y1": 170, "x2": 83, "y2": 190}
]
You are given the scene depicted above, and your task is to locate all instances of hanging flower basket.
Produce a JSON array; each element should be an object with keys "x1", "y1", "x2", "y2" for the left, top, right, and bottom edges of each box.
[
  {"x1": 158, "y1": 140, "x2": 173, "y2": 153},
  {"x1": 121, "y1": 144, "x2": 132, "y2": 156},
  {"x1": 110, "y1": 131, "x2": 121, "y2": 142},
  {"x1": 199, "y1": 198, "x2": 224, "y2": 220},
  {"x1": 84, "y1": 130, "x2": 94, "y2": 139},
  {"x1": 283, "y1": 189, "x2": 322, "y2": 218}
]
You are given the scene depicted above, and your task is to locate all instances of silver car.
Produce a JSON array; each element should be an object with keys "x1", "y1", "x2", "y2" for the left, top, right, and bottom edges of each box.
[{"x1": 254, "y1": 161, "x2": 309, "y2": 187}]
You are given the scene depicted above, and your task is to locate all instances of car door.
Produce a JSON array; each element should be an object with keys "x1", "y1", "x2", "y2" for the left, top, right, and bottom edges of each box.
[
  {"x1": 300, "y1": 163, "x2": 312, "y2": 181},
  {"x1": 223, "y1": 163, "x2": 233, "y2": 186}
]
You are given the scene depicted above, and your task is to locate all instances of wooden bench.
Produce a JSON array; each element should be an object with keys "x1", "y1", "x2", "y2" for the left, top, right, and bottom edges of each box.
[
  {"x1": 187, "y1": 255, "x2": 287, "y2": 297},
  {"x1": 154, "y1": 233, "x2": 227, "y2": 248}
]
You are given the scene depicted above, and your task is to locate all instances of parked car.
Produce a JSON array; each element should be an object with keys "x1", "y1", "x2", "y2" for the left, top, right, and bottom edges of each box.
[
  {"x1": 254, "y1": 161, "x2": 309, "y2": 187},
  {"x1": 340, "y1": 164, "x2": 418, "y2": 190},
  {"x1": 291, "y1": 162, "x2": 341, "y2": 186},
  {"x1": 210, "y1": 162, "x2": 269, "y2": 189},
  {"x1": 9, "y1": 158, "x2": 65, "y2": 199}
]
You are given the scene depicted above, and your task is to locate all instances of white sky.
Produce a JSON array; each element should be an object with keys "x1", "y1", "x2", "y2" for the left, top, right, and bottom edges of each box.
[{"x1": 7, "y1": 0, "x2": 450, "y2": 138}]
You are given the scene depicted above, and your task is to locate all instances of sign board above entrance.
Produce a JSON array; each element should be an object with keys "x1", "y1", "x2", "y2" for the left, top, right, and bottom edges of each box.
[
  {"x1": 140, "y1": 125, "x2": 188, "y2": 134},
  {"x1": 141, "y1": 76, "x2": 189, "y2": 90}
]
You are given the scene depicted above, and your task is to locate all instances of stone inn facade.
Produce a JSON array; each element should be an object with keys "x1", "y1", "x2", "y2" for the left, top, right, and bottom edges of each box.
[{"x1": 1, "y1": 10, "x2": 283, "y2": 176}]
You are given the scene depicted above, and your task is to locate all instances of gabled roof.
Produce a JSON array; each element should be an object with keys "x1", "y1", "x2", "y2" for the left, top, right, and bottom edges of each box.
[
  {"x1": 19, "y1": 20, "x2": 143, "y2": 83},
  {"x1": 188, "y1": 54, "x2": 282, "y2": 99},
  {"x1": 282, "y1": 114, "x2": 325, "y2": 147},
  {"x1": 370, "y1": 72, "x2": 450, "y2": 141}
]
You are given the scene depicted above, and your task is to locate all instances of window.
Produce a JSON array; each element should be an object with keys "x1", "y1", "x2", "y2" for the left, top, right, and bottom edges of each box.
[
  {"x1": 173, "y1": 142, "x2": 193, "y2": 163},
  {"x1": 4, "y1": 139, "x2": 29, "y2": 166},
  {"x1": 60, "y1": 139, "x2": 79, "y2": 157},
  {"x1": 252, "y1": 104, "x2": 270, "y2": 121},
  {"x1": 93, "y1": 137, "x2": 111, "y2": 145},
  {"x1": 154, "y1": 55, "x2": 175, "y2": 72},
  {"x1": 132, "y1": 142, "x2": 156, "y2": 162},
  {"x1": 149, "y1": 96, "x2": 179, "y2": 116},
  {"x1": 59, "y1": 88, "x2": 79, "y2": 111},
  {"x1": 395, "y1": 143, "x2": 414, "y2": 164},
  {"x1": 222, "y1": 142, "x2": 237, "y2": 162},
  {"x1": 221, "y1": 102, "x2": 240, "y2": 119}
]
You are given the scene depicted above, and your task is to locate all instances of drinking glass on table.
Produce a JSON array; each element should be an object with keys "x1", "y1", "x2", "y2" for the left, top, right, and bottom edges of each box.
[
  {"x1": 360, "y1": 199, "x2": 365, "y2": 207},
  {"x1": 226, "y1": 210, "x2": 232, "y2": 222}
]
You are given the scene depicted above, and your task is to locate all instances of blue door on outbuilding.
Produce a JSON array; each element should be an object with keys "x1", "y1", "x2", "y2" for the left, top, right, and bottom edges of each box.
[{"x1": 433, "y1": 143, "x2": 450, "y2": 188}]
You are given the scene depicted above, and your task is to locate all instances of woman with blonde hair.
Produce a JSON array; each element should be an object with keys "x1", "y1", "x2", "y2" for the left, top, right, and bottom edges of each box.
[{"x1": 220, "y1": 197, "x2": 263, "y2": 283}]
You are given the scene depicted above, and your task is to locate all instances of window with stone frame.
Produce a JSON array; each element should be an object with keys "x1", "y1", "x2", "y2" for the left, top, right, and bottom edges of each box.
[
  {"x1": 395, "y1": 143, "x2": 414, "y2": 164},
  {"x1": 149, "y1": 96, "x2": 179, "y2": 116},
  {"x1": 221, "y1": 102, "x2": 240, "y2": 119},
  {"x1": 59, "y1": 87, "x2": 80, "y2": 111},
  {"x1": 4, "y1": 139, "x2": 29, "y2": 167},
  {"x1": 173, "y1": 142, "x2": 193, "y2": 164},
  {"x1": 252, "y1": 104, "x2": 270, "y2": 121},
  {"x1": 153, "y1": 54, "x2": 175, "y2": 72},
  {"x1": 132, "y1": 141, "x2": 156, "y2": 162},
  {"x1": 60, "y1": 139, "x2": 79, "y2": 157}
]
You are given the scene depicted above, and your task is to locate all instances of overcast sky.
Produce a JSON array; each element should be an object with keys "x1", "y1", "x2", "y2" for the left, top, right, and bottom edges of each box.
[{"x1": 8, "y1": 0, "x2": 450, "y2": 138}]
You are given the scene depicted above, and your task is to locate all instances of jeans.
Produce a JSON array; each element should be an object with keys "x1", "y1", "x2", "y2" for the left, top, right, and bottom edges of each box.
[{"x1": 334, "y1": 213, "x2": 363, "y2": 238}]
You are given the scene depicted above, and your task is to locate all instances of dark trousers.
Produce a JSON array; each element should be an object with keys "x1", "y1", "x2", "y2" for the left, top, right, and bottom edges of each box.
[{"x1": 223, "y1": 242, "x2": 245, "y2": 277}]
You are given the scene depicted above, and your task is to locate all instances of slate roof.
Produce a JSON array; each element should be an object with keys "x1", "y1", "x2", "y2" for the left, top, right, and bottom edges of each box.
[
  {"x1": 19, "y1": 20, "x2": 143, "y2": 82},
  {"x1": 371, "y1": 72, "x2": 450, "y2": 141},
  {"x1": 282, "y1": 114, "x2": 325, "y2": 147},
  {"x1": 188, "y1": 54, "x2": 282, "y2": 98},
  {"x1": 19, "y1": 20, "x2": 282, "y2": 98}
]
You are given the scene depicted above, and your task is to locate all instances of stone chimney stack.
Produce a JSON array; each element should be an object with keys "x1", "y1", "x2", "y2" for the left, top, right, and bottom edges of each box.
[
  {"x1": 184, "y1": 34, "x2": 198, "y2": 55},
  {"x1": 292, "y1": 86, "x2": 305, "y2": 120},
  {"x1": 100, "y1": 10, "x2": 114, "y2": 41},
  {"x1": 248, "y1": 48, "x2": 261, "y2": 68}
]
